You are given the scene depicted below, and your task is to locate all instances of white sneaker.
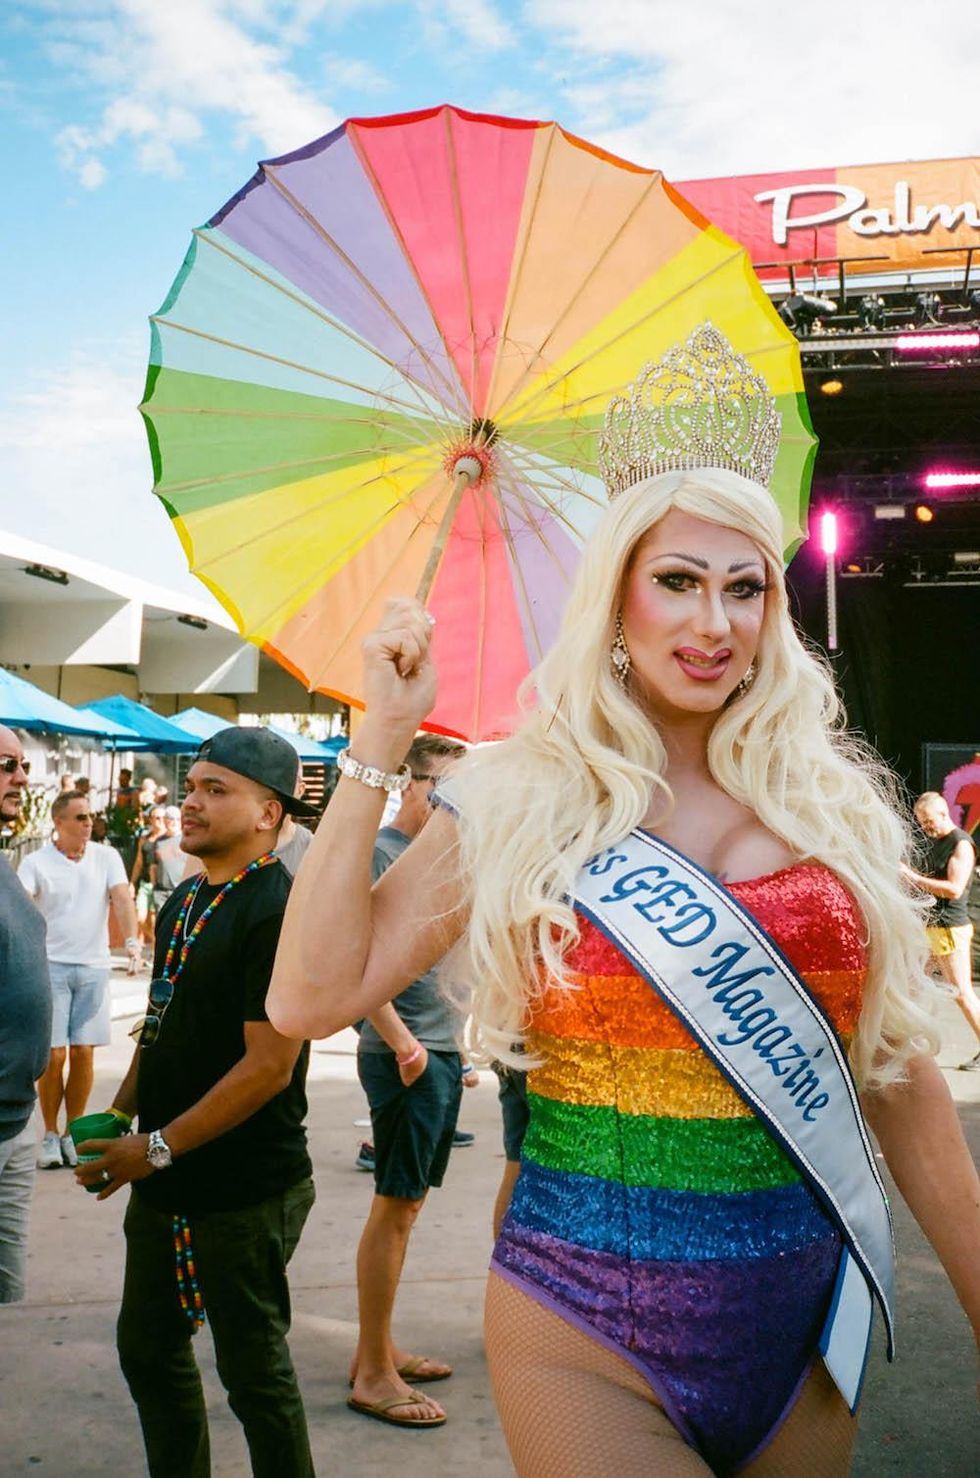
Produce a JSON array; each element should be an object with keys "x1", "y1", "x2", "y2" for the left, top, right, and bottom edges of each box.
[
  {"x1": 60, "y1": 1135, "x2": 78, "y2": 1168},
  {"x1": 38, "y1": 1132, "x2": 64, "y2": 1169}
]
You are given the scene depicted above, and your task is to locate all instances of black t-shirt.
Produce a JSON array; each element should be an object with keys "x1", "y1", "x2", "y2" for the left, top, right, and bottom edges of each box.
[
  {"x1": 924, "y1": 826, "x2": 977, "y2": 926},
  {"x1": 134, "y1": 858, "x2": 311, "y2": 1212}
]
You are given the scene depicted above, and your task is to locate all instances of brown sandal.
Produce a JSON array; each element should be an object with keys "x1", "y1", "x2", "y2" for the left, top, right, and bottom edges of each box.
[
  {"x1": 396, "y1": 1355, "x2": 453, "y2": 1383},
  {"x1": 347, "y1": 1356, "x2": 453, "y2": 1388},
  {"x1": 346, "y1": 1388, "x2": 447, "y2": 1428}
]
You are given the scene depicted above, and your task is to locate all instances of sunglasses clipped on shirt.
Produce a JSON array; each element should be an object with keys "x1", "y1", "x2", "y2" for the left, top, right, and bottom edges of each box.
[
  {"x1": 128, "y1": 976, "x2": 175, "y2": 1048},
  {"x1": 0, "y1": 756, "x2": 29, "y2": 775}
]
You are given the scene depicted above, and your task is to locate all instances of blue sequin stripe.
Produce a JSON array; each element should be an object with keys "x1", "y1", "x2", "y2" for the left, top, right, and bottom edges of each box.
[{"x1": 509, "y1": 1159, "x2": 836, "y2": 1262}]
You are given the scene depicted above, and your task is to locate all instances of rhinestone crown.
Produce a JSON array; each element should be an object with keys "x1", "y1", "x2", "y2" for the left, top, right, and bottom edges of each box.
[{"x1": 597, "y1": 323, "x2": 782, "y2": 498}]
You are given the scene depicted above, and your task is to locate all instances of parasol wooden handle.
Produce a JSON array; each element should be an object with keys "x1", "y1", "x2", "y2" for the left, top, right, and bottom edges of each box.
[{"x1": 415, "y1": 456, "x2": 482, "y2": 604}]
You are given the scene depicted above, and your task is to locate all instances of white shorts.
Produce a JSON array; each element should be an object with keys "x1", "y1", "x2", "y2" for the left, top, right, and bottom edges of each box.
[{"x1": 48, "y1": 963, "x2": 111, "y2": 1047}]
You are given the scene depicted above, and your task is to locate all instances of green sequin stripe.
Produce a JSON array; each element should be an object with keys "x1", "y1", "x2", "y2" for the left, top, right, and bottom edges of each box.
[{"x1": 524, "y1": 1090, "x2": 801, "y2": 1193}]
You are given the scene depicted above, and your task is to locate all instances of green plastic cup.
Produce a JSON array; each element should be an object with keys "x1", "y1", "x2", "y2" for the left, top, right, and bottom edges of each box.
[{"x1": 68, "y1": 1112, "x2": 125, "y2": 1193}]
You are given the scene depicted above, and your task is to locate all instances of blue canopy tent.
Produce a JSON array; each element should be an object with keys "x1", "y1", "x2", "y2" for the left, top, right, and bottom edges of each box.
[
  {"x1": 0, "y1": 667, "x2": 140, "y2": 739},
  {"x1": 83, "y1": 696, "x2": 200, "y2": 754},
  {"x1": 82, "y1": 697, "x2": 202, "y2": 813},
  {"x1": 73, "y1": 706, "x2": 145, "y2": 744},
  {"x1": 172, "y1": 709, "x2": 342, "y2": 763},
  {"x1": 268, "y1": 724, "x2": 341, "y2": 763},
  {"x1": 168, "y1": 706, "x2": 226, "y2": 742}
]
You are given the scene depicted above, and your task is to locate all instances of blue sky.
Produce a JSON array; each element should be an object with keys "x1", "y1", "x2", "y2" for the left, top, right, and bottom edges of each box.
[{"x1": 2, "y1": 0, "x2": 978, "y2": 603}]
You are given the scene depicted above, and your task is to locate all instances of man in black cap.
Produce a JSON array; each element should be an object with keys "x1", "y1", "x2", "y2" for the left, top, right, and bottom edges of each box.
[{"x1": 76, "y1": 727, "x2": 319, "y2": 1478}]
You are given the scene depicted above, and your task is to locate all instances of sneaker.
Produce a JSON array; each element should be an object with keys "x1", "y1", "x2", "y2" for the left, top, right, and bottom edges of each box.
[
  {"x1": 37, "y1": 1132, "x2": 63, "y2": 1169},
  {"x1": 354, "y1": 1141, "x2": 375, "y2": 1171},
  {"x1": 452, "y1": 1130, "x2": 476, "y2": 1148},
  {"x1": 60, "y1": 1135, "x2": 79, "y2": 1168},
  {"x1": 957, "y1": 1050, "x2": 980, "y2": 1072}
]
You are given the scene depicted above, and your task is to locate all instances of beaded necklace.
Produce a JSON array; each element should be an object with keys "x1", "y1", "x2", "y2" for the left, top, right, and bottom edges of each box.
[
  {"x1": 160, "y1": 849, "x2": 278, "y2": 1331},
  {"x1": 162, "y1": 850, "x2": 278, "y2": 985},
  {"x1": 173, "y1": 1215, "x2": 204, "y2": 1330}
]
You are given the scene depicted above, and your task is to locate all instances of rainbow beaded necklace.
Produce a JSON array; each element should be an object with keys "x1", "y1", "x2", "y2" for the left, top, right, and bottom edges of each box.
[{"x1": 162, "y1": 850, "x2": 278, "y2": 985}]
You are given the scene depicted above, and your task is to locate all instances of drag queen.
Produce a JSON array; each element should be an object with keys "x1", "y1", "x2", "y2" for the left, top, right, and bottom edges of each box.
[{"x1": 270, "y1": 328, "x2": 980, "y2": 1474}]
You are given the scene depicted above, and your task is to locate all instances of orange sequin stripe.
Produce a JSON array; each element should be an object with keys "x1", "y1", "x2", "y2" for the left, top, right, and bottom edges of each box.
[{"x1": 531, "y1": 968, "x2": 864, "y2": 1049}]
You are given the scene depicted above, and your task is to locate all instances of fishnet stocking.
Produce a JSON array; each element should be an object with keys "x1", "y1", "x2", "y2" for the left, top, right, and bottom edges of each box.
[{"x1": 485, "y1": 1272, "x2": 858, "y2": 1477}]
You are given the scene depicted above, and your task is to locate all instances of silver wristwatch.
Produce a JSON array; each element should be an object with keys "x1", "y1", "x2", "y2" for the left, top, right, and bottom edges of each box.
[{"x1": 146, "y1": 1129, "x2": 173, "y2": 1170}]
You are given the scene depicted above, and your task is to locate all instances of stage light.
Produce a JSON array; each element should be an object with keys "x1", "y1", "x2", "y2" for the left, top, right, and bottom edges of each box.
[
  {"x1": 895, "y1": 331, "x2": 980, "y2": 351},
  {"x1": 914, "y1": 504, "x2": 935, "y2": 523},
  {"x1": 913, "y1": 292, "x2": 943, "y2": 326},
  {"x1": 924, "y1": 470, "x2": 980, "y2": 489},
  {"x1": 952, "y1": 552, "x2": 980, "y2": 565},
  {"x1": 873, "y1": 505, "x2": 905, "y2": 520},
  {"x1": 843, "y1": 562, "x2": 862, "y2": 574},
  {"x1": 820, "y1": 512, "x2": 838, "y2": 554},
  {"x1": 858, "y1": 295, "x2": 885, "y2": 330},
  {"x1": 819, "y1": 378, "x2": 844, "y2": 396},
  {"x1": 778, "y1": 292, "x2": 837, "y2": 334}
]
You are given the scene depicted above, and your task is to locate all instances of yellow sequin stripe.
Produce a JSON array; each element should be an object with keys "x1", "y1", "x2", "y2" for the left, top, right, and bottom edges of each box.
[{"x1": 528, "y1": 1030, "x2": 750, "y2": 1120}]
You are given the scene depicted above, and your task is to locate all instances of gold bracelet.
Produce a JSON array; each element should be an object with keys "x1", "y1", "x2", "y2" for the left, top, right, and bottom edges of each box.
[{"x1": 336, "y1": 747, "x2": 411, "y2": 794}]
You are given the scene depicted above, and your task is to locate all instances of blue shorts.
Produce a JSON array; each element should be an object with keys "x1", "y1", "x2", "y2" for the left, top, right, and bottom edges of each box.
[
  {"x1": 358, "y1": 1050, "x2": 462, "y2": 1200},
  {"x1": 48, "y1": 963, "x2": 111, "y2": 1047}
]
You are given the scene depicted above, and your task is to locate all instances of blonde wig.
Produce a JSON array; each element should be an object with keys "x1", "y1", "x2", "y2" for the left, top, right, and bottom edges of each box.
[{"x1": 444, "y1": 468, "x2": 938, "y2": 1091}]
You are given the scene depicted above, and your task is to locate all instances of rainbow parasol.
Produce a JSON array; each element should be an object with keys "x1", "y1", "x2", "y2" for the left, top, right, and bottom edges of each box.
[{"x1": 142, "y1": 105, "x2": 816, "y2": 740}]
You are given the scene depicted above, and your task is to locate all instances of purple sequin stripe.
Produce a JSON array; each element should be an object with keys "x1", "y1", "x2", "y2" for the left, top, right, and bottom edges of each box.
[{"x1": 494, "y1": 1216, "x2": 841, "y2": 1473}]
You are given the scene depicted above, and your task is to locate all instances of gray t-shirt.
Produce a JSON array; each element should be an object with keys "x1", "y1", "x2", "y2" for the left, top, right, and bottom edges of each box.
[
  {"x1": 275, "y1": 823, "x2": 313, "y2": 879},
  {"x1": 357, "y1": 827, "x2": 461, "y2": 1055},
  {"x1": 151, "y1": 834, "x2": 187, "y2": 894},
  {"x1": 0, "y1": 860, "x2": 52, "y2": 1140}
]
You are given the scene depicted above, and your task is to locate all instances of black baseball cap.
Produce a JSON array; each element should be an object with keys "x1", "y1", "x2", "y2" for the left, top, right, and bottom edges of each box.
[{"x1": 193, "y1": 727, "x2": 319, "y2": 818}]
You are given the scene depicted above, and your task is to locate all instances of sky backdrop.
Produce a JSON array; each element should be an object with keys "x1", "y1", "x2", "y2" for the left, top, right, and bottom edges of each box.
[{"x1": 2, "y1": 0, "x2": 979, "y2": 606}]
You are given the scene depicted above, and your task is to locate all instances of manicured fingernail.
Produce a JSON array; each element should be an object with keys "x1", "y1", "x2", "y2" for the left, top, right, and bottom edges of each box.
[{"x1": 423, "y1": 611, "x2": 436, "y2": 627}]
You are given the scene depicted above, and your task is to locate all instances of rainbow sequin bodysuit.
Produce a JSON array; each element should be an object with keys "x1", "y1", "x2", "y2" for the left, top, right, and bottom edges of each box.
[{"x1": 492, "y1": 863, "x2": 867, "y2": 1474}]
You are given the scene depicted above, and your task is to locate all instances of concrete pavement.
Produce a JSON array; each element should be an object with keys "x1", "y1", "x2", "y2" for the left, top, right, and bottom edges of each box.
[{"x1": 1, "y1": 976, "x2": 977, "y2": 1476}]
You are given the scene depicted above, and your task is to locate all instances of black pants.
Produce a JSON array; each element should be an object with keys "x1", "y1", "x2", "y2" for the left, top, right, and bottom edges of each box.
[{"x1": 117, "y1": 1179, "x2": 316, "y2": 1478}]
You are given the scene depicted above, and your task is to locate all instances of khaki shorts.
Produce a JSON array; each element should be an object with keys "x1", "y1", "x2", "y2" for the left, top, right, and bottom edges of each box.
[{"x1": 926, "y1": 923, "x2": 974, "y2": 958}]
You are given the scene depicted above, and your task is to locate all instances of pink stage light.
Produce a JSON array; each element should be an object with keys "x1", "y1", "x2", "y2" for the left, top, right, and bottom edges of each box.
[
  {"x1": 895, "y1": 331, "x2": 980, "y2": 352},
  {"x1": 820, "y1": 512, "x2": 838, "y2": 556},
  {"x1": 924, "y1": 470, "x2": 980, "y2": 490}
]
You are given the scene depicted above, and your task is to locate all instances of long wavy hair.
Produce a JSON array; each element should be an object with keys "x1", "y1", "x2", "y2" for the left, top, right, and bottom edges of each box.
[{"x1": 444, "y1": 468, "x2": 938, "y2": 1090}]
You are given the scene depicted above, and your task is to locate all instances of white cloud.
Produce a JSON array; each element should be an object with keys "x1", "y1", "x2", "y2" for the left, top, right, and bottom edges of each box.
[
  {"x1": 523, "y1": 0, "x2": 980, "y2": 177},
  {"x1": 417, "y1": 0, "x2": 516, "y2": 56},
  {"x1": 442, "y1": 0, "x2": 516, "y2": 51},
  {"x1": 79, "y1": 158, "x2": 107, "y2": 189},
  {"x1": 323, "y1": 53, "x2": 389, "y2": 93},
  {"x1": 41, "y1": 0, "x2": 337, "y2": 187},
  {"x1": 0, "y1": 346, "x2": 143, "y2": 453},
  {"x1": 0, "y1": 343, "x2": 209, "y2": 596}
]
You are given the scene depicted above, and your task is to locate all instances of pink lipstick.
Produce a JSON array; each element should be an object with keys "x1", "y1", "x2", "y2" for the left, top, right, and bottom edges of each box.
[{"x1": 673, "y1": 647, "x2": 731, "y2": 681}]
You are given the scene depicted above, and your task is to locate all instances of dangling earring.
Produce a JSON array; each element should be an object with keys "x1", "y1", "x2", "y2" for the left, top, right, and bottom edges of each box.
[
  {"x1": 611, "y1": 613, "x2": 631, "y2": 689},
  {"x1": 735, "y1": 661, "x2": 756, "y2": 697}
]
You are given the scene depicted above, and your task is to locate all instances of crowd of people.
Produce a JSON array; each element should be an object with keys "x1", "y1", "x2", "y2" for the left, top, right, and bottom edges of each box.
[{"x1": 1, "y1": 331, "x2": 979, "y2": 1478}]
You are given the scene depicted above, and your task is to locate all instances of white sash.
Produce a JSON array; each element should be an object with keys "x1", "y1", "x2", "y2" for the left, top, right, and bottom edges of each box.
[{"x1": 575, "y1": 829, "x2": 895, "y2": 1411}]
